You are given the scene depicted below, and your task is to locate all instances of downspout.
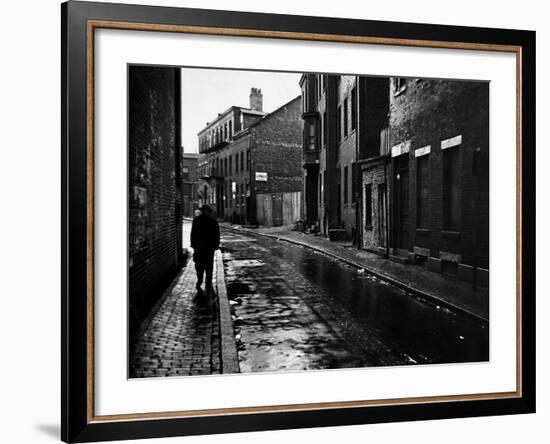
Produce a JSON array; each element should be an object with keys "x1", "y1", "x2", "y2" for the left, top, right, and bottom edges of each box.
[
  {"x1": 354, "y1": 78, "x2": 361, "y2": 249},
  {"x1": 385, "y1": 127, "x2": 391, "y2": 259}
]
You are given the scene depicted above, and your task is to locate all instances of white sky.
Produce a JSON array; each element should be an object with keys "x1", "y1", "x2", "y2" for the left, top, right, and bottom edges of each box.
[{"x1": 180, "y1": 67, "x2": 302, "y2": 153}]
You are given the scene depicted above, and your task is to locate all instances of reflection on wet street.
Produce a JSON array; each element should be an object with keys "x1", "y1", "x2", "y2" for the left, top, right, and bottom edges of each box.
[{"x1": 221, "y1": 229, "x2": 488, "y2": 373}]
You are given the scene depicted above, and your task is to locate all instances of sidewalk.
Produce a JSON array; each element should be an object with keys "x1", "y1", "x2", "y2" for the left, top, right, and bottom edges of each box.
[
  {"x1": 130, "y1": 250, "x2": 239, "y2": 378},
  {"x1": 220, "y1": 223, "x2": 489, "y2": 323}
]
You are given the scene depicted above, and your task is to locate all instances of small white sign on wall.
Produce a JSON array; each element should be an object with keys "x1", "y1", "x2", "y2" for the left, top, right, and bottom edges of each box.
[{"x1": 255, "y1": 172, "x2": 268, "y2": 181}]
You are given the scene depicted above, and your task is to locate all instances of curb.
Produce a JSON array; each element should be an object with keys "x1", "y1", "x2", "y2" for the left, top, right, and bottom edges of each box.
[
  {"x1": 222, "y1": 225, "x2": 488, "y2": 324},
  {"x1": 215, "y1": 250, "x2": 240, "y2": 374}
]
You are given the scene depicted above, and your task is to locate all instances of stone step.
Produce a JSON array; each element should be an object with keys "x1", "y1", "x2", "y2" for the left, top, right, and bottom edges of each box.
[{"x1": 389, "y1": 254, "x2": 410, "y2": 265}]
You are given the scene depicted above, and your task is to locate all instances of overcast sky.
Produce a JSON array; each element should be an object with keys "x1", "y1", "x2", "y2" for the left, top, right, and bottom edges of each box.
[{"x1": 180, "y1": 68, "x2": 302, "y2": 154}]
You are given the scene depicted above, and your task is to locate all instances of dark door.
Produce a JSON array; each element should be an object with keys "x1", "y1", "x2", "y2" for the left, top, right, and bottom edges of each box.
[
  {"x1": 272, "y1": 194, "x2": 283, "y2": 226},
  {"x1": 394, "y1": 156, "x2": 410, "y2": 249},
  {"x1": 306, "y1": 170, "x2": 319, "y2": 224}
]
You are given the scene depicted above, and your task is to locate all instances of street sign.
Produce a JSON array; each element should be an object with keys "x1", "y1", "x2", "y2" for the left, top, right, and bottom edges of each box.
[{"x1": 255, "y1": 172, "x2": 268, "y2": 181}]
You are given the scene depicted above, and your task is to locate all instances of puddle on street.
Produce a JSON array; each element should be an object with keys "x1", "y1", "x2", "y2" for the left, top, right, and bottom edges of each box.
[{"x1": 222, "y1": 233, "x2": 489, "y2": 373}]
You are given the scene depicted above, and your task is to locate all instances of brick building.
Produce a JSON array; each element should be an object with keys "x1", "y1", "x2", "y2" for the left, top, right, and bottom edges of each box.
[
  {"x1": 300, "y1": 74, "x2": 388, "y2": 241},
  {"x1": 197, "y1": 89, "x2": 302, "y2": 226},
  {"x1": 384, "y1": 78, "x2": 489, "y2": 285},
  {"x1": 181, "y1": 151, "x2": 199, "y2": 217},
  {"x1": 301, "y1": 74, "x2": 489, "y2": 285},
  {"x1": 128, "y1": 66, "x2": 184, "y2": 343}
]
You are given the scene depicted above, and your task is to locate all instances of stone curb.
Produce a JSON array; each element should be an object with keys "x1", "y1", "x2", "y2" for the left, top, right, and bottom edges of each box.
[
  {"x1": 215, "y1": 250, "x2": 240, "y2": 374},
  {"x1": 222, "y1": 225, "x2": 488, "y2": 324}
]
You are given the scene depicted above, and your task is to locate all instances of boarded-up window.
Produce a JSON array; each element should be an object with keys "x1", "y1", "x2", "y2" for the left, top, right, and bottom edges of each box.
[
  {"x1": 322, "y1": 112, "x2": 327, "y2": 148},
  {"x1": 344, "y1": 166, "x2": 349, "y2": 204},
  {"x1": 365, "y1": 184, "x2": 373, "y2": 228},
  {"x1": 337, "y1": 105, "x2": 342, "y2": 143},
  {"x1": 443, "y1": 146, "x2": 460, "y2": 230},
  {"x1": 351, "y1": 87, "x2": 357, "y2": 131},
  {"x1": 343, "y1": 98, "x2": 348, "y2": 137},
  {"x1": 417, "y1": 155, "x2": 430, "y2": 228}
]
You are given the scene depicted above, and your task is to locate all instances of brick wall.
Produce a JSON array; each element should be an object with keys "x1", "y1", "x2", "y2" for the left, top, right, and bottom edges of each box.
[
  {"x1": 251, "y1": 96, "x2": 303, "y2": 195},
  {"x1": 389, "y1": 78, "x2": 489, "y2": 269},
  {"x1": 129, "y1": 66, "x2": 183, "y2": 343}
]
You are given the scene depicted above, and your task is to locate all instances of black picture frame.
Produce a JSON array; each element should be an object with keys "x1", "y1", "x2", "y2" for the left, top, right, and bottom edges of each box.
[{"x1": 61, "y1": 1, "x2": 536, "y2": 442}]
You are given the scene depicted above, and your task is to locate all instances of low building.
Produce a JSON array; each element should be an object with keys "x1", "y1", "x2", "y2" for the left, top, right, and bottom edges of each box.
[{"x1": 197, "y1": 88, "x2": 302, "y2": 226}]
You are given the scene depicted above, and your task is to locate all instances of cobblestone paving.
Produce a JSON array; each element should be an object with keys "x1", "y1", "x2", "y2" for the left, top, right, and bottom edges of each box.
[
  {"x1": 222, "y1": 232, "x2": 410, "y2": 373},
  {"x1": 130, "y1": 256, "x2": 221, "y2": 378},
  {"x1": 222, "y1": 229, "x2": 488, "y2": 372}
]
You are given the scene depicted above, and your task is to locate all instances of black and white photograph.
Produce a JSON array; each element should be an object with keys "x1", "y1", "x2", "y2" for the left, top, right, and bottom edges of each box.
[{"x1": 128, "y1": 65, "x2": 489, "y2": 378}]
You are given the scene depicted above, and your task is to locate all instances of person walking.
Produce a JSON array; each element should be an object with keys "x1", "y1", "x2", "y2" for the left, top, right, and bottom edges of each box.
[{"x1": 190, "y1": 205, "x2": 220, "y2": 292}]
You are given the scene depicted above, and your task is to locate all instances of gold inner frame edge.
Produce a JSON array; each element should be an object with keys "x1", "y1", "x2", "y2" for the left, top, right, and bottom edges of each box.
[{"x1": 85, "y1": 19, "x2": 523, "y2": 423}]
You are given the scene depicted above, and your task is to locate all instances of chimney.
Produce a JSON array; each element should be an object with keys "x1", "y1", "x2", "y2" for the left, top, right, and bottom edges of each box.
[{"x1": 249, "y1": 87, "x2": 263, "y2": 112}]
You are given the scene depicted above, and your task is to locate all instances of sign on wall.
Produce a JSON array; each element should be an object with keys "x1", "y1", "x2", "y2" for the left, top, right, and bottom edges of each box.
[{"x1": 255, "y1": 172, "x2": 268, "y2": 182}]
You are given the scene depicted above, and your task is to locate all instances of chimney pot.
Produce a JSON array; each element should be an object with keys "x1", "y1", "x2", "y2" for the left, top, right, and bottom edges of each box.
[{"x1": 249, "y1": 87, "x2": 263, "y2": 112}]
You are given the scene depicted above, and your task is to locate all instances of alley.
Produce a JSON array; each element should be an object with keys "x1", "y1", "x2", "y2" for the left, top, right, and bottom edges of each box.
[{"x1": 222, "y1": 228, "x2": 489, "y2": 373}]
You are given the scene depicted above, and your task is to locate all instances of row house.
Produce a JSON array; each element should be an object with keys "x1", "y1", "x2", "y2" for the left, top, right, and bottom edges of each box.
[
  {"x1": 181, "y1": 151, "x2": 199, "y2": 217},
  {"x1": 301, "y1": 74, "x2": 489, "y2": 286},
  {"x1": 197, "y1": 88, "x2": 303, "y2": 226}
]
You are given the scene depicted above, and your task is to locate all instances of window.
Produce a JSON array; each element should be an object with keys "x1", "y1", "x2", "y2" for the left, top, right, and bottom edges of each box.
[
  {"x1": 182, "y1": 167, "x2": 189, "y2": 181},
  {"x1": 343, "y1": 98, "x2": 348, "y2": 137},
  {"x1": 322, "y1": 112, "x2": 327, "y2": 148},
  {"x1": 344, "y1": 166, "x2": 349, "y2": 204},
  {"x1": 417, "y1": 155, "x2": 430, "y2": 228},
  {"x1": 393, "y1": 77, "x2": 407, "y2": 95},
  {"x1": 351, "y1": 87, "x2": 357, "y2": 131},
  {"x1": 443, "y1": 147, "x2": 460, "y2": 230},
  {"x1": 235, "y1": 153, "x2": 239, "y2": 173},
  {"x1": 365, "y1": 184, "x2": 373, "y2": 228},
  {"x1": 319, "y1": 171, "x2": 323, "y2": 207},
  {"x1": 229, "y1": 156, "x2": 232, "y2": 176},
  {"x1": 224, "y1": 123, "x2": 227, "y2": 140},
  {"x1": 337, "y1": 105, "x2": 342, "y2": 143},
  {"x1": 246, "y1": 150, "x2": 250, "y2": 170},
  {"x1": 240, "y1": 152, "x2": 244, "y2": 172},
  {"x1": 308, "y1": 121, "x2": 316, "y2": 151},
  {"x1": 377, "y1": 184, "x2": 387, "y2": 246}
]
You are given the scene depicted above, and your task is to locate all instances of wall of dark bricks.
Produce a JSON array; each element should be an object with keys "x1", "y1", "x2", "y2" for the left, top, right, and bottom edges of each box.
[
  {"x1": 389, "y1": 79, "x2": 489, "y2": 269},
  {"x1": 252, "y1": 96, "x2": 303, "y2": 195},
  {"x1": 129, "y1": 66, "x2": 183, "y2": 343}
]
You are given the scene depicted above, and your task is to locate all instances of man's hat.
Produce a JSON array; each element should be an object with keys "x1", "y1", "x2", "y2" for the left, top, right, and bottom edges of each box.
[{"x1": 200, "y1": 204, "x2": 212, "y2": 212}]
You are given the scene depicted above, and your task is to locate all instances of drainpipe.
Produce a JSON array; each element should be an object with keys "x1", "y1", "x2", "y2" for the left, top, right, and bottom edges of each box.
[
  {"x1": 355, "y1": 78, "x2": 361, "y2": 249},
  {"x1": 384, "y1": 128, "x2": 391, "y2": 259}
]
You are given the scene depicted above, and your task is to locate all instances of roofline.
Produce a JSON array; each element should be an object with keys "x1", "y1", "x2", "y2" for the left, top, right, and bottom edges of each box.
[
  {"x1": 246, "y1": 95, "x2": 301, "y2": 130},
  {"x1": 197, "y1": 105, "x2": 267, "y2": 136}
]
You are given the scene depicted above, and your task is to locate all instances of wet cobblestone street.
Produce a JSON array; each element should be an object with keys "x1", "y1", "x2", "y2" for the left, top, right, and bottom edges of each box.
[{"x1": 222, "y1": 229, "x2": 488, "y2": 373}]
